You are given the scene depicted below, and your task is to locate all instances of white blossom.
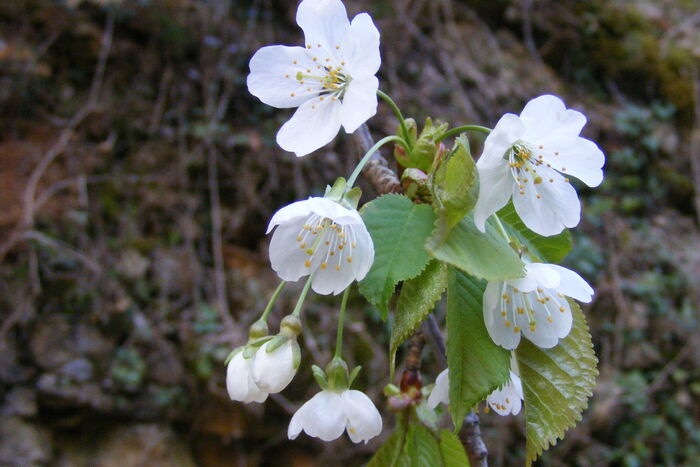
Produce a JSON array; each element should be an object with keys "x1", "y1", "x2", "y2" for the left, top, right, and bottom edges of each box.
[
  {"x1": 252, "y1": 339, "x2": 299, "y2": 394},
  {"x1": 427, "y1": 368, "x2": 449, "y2": 409},
  {"x1": 474, "y1": 94, "x2": 605, "y2": 236},
  {"x1": 226, "y1": 352, "x2": 268, "y2": 404},
  {"x1": 486, "y1": 371, "x2": 523, "y2": 416},
  {"x1": 483, "y1": 262, "x2": 594, "y2": 350},
  {"x1": 288, "y1": 389, "x2": 382, "y2": 443},
  {"x1": 267, "y1": 197, "x2": 374, "y2": 295},
  {"x1": 247, "y1": 0, "x2": 381, "y2": 157}
]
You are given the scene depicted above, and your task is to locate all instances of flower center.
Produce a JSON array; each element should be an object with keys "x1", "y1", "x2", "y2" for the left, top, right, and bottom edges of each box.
[
  {"x1": 504, "y1": 143, "x2": 570, "y2": 198},
  {"x1": 499, "y1": 283, "x2": 567, "y2": 334},
  {"x1": 295, "y1": 214, "x2": 357, "y2": 272}
]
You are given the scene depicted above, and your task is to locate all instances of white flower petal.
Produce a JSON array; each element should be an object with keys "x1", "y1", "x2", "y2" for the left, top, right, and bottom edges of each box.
[
  {"x1": 341, "y1": 13, "x2": 381, "y2": 78},
  {"x1": 297, "y1": 0, "x2": 349, "y2": 60},
  {"x1": 521, "y1": 292, "x2": 572, "y2": 348},
  {"x1": 427, "y1": 369, "x2": 450, "y2": 409},
  {"x1": 341, "y1": 390, "x2": 383, "y2": 444},
  {"x1": 545, "y1": 264, "x2": 594, "y2": 303},
  {"x1": 513, "y1": 166, "x2": 580, "y2": 236},
  {"x1": 473, "y1": 163, "x2": 513, "y2": 232},
  {"x1": 520, "y1": 95, "x2": 587, "y2": 141},
  {"x1": 524, "y1": 263, "x2": 561, "y2": 289},
  {"x1": 252, "y1": 340, "x2": 298, "y2": 393},
  {"x1": 305, "y1": 197, "x2": 363, "y2": 224},
  {"x1": 483, "y1": 281, "x2": 521, "y2": 350},
  {"x1": 288, "y1": 390, "x2": 345, "y2": 441},
  {"x1": 340, "y1": 76, "x2": 379, "y2": 133},
  {"x1": 487, "y1": 371, "x2": 523, "y2": 416},
  {"x1": 226, "y1": 353, "x2": 268, "y2": 403},
  {"x1": 539, "y1": 135, "x2": 605, "y2": 187},
  {"x1": 277, "y1": 96, "x2": 343, "y2": 157},
  {"x1": 267, "y1": 199, "x2": 315, "y2": 234},
  {"x1": 247, "y1": 45, "x2": 320, "y2": 109},
  {"x1": 477, "y1": 113, "x2": 525, "y2": 169},
  {"x1": 269, "y1": 222, "x2": 317, "y2": 282}
]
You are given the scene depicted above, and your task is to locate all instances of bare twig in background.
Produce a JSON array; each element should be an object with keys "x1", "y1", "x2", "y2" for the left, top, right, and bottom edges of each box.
[
  {"x1": 689, "y1": 66, "x2": 700, "y2": 227},
  {"x1": 0, "y1": 12, "x2": 114, "y2": 262},
  {"x1": 606, "y1": 223, "x2": 631, "y2": 370}
]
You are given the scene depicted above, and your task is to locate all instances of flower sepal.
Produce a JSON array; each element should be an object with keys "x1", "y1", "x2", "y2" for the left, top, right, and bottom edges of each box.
[
  {"x1": 224, "y1": 320, "x2": 274, "y2": 365},
  {"x1": 323, "y1": 177, "x2": 362, "y2": 210},
  {"x1": 311, "y1": 357, "x2": 362, "y2": 392}
]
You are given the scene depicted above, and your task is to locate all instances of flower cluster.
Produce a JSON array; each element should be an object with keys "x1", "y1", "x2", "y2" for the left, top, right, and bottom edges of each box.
[{"x1": 231, "y1": 0, "x2": 605, "y2": 455}]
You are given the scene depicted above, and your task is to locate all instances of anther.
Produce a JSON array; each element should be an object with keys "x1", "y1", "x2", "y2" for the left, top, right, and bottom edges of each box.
[
  {"x1": 534, "y1": 177, "x2": 542, "y2": 184},
  {"x1": 505, "y1": 320, "x2": 511, "y2": 327},
  {"x1": 559, "y1": 306, "x2": 565, "y2": 312},
  {"x1": 530, "y1": 324, "x2": 536, "y2": 332},
  {"x1": 536, "y1": 194, "x2": 542, "y2": 199},
  {"x1": 292, "y1": 60, "x2": 298, "y2": 64},
  {"x1": 335, "y1": 45, "x2": 340, "y2": 49},
  {"x1": 347, "y1": 257, "x2": 352, "y2": 263},
  {"x1": 547, "y1": 316, "x2": 553, "y2": 323},
  {"x1": 513, "y1": 326, "x2": 521, "y2": 332},
  {"x1": 304, "y1": 260, "x2": 311, "y2": 267},
  {"x1": 549, "y1": 178, "x2": 554, "y2": 183},
  {"x1": 321, "y1": 263, "x2": 327, "y2": 270},
  {"x1": 306, "y1": 248, "x2": 314, "y2": 255},
  {"x1": 335, "y1": 265, "x2": 341, "y2": 271},
  {"x1": 290, "y1": 92, "x2": 295, "y2": 97}
]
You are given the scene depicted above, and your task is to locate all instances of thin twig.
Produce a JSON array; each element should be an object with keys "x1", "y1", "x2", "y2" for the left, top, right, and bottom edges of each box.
[
  {"x1": 0, "y1": 12, "x2": 114, "y2": 262},
  {"x1": 352, "y1": 124, "x2": 401, "y2": 194}
]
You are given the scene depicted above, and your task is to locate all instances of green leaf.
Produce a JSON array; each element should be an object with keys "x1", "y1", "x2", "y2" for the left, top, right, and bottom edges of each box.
[
  {"x1": 497, "y1": 202, "x2": 572, "y2": 263},
  {"x1": 359, "y1": 194, "x2": 436, "y2": 319},
  {"x1": 367, "y1": 428, "x2": 406, "y2": 467},
  {"x1": 431, "y1": 135, "x2": 477, "y2": 230},
  {"x1": 516, "y1": 301, "x2": 598, "y2": 466},
  {"x1": 426, "y1": 213, "x2": 525, "y2": 281},
  {"x1": 367, "y1": 419, "x2": 442, "y2": 467},
  {"x1": 446, "y1": 269, "x2": 511, "y2": 430},
  {"x1": 439, "y1": 430, "x2": 471, "y2": 467},
  {"x1": 403, "y1": 422, "x2": 443, "y2": 467},
  {"x1": 390, "y1": 260, "x2": 448, "y2": 375}
]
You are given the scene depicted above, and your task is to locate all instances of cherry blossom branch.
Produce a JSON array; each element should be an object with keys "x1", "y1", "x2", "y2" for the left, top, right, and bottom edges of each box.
[
  {"x1": 352, "y1": 124, "x2": 402, "y2": 194},
  {"x1": 353, "y1": 123, "x2": 489, "y2": 466}
]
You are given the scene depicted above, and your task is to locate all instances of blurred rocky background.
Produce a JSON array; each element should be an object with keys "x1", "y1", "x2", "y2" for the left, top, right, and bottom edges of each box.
[{"x1": 1, "y1": 0, "x2": 700, "y2": 465}]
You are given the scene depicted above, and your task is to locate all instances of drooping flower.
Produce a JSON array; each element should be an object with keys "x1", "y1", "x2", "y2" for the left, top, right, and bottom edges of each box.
[
  {"x1": 288, "y1": 389, "x2": 382, "y2": 443},
  {"x1": 427, "y1": 367, "x2": 524, "y2": 416},
  {"x1": 483, "y1": 262, "x2": 594, "y2": 349},
  {"x1": 473, "y1": 94, "x2": 605, "y2": 236},
  {"x1": 267, "y1": 197, "x2": 374, "y2": 295},
  {"x1": 252, "y1": 316, "x2": 302, "y2": 393},
  {"x1": 226, "y1": 351, "x2": 268, "y2": 404},
  {"x1": 486, "y1": 371, "x2": 523, "y2": 416},
  {"x1": 247, "y1": 0, "x2": 381, "y2": 157},
  {"x1": 427, "y1": 368, "x2": 449, "y2": 409}
]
